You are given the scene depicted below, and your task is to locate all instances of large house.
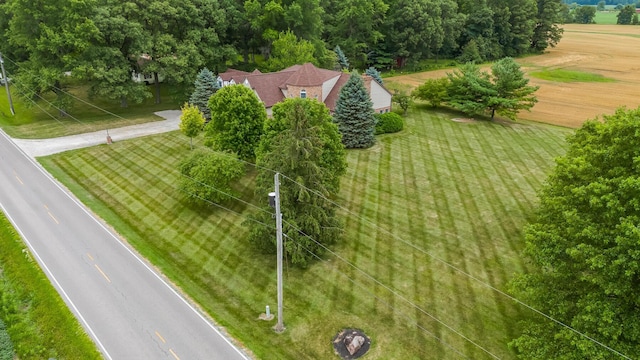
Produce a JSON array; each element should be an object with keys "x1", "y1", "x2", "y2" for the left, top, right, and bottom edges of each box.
[{"x1": 217, "y1": 63, "x2": 392, "y2": 116}]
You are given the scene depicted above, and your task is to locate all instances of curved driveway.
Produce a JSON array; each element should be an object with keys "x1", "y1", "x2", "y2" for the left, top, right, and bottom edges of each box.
[{"x1": 0, "y1": 111, "x2": 251, "y2": 359}]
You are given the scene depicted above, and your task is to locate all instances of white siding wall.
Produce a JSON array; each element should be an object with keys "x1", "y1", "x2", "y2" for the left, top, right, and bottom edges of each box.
[{"x1": 370, "y1": 81, "x2": 392, "y2": 111}]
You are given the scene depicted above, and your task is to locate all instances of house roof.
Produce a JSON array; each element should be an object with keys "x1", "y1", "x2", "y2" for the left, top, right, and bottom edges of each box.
[
  {"x1": 323, "y1": 72, "x2": 351, "y2": 112},
  {"x1": 217, "y1": 63, "x2": 390, "y2": 112},
  {"x1": 245, "y1": 71, "x2": 293, "y2": 108},
  {"x1": 219, "y1": 69, "x2": 251, "y2": 82},
  {"x1": 281, "y1": 63, "x2": 337, "y2": 87}
]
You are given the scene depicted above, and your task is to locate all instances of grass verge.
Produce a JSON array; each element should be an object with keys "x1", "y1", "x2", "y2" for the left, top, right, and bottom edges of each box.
[
  {"x1": 0, "y1": 212, "x2": 101, "y2": 359},
  {"x1": 529, "y1": 68, "x2": 616, "y2": 82},
  {"x1": 0, "y1": 83, "x2": 182, "y2": 139},
  {"x1": 39, "y1": 108, "x2": 570, "y2": 359}
]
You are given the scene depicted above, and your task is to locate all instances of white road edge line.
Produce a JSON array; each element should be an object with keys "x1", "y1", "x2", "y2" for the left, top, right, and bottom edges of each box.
[
  {"x1": 0, "y1": 130, "x2": 250, "y2": 359},
  {"x1": 0, "y1": 201, "x2": 114, "y2": 360}
]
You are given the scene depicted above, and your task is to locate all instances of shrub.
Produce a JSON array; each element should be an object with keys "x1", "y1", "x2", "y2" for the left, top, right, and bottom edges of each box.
[
  {"x1": 412, "y1": 77, "x2": 450, "y2": 108},
  {"x1": 375, "y1": 112, "x2": 404, "y2": 135},
  {"x1": 178, "y1": 150, "x2": 245, "y2": 205}
]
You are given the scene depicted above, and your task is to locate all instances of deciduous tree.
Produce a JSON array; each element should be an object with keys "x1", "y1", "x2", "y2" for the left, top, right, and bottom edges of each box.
[
  {"x1": 179, "y1": 103, "x2": 205, "y2": 150},
  {"x1": 6, "y1": 0, "x2": 99, "y2": 115},
  {"x1": 326, "y1": 0, "x2": 388, "y2": 66},
  {"x1": 530, "y1": 0, "x2": 564, "y2": 52},
  {"x1": 178, "y1": 150, "x2": 245, "y2": 205},
  {"x1": 248, "y1": 98, "x2": 346, "y2": 266},
  {"x1": 510, "y1": 106, "x2": 640, "y2": 359},
  {"x1": 574, "y1": 5, "x2": 597, "y2": 23},
  {"x1": 412, "y1": 77, "x2": 450, "y2": 108},
  {"x1": 617, "y1": 4, "x2": 636, "y2": 24},
  {"x1": 392, "y1": 91, "x2": 412, "y2": 114},
  {"x1": 266, "y1": 30, "x2": 317, "y2": 71},
  {"x1": 333, "y1": 72, "x2": 376, "y2": 148},
  {"x1": 205, "y1": 84, "x2": 266, "y2": 160}
]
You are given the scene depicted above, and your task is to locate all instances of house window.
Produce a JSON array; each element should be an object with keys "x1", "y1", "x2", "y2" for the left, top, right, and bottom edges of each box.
[{"x1": 300, "y1": 89, "x2": 307, "y2": 98}]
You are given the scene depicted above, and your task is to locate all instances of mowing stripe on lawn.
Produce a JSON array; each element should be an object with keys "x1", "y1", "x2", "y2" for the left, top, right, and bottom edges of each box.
[{"x1": 40, "y1": 109, "x2": 568, "y2": 359}]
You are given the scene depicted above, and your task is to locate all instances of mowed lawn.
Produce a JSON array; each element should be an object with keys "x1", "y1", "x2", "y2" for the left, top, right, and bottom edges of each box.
[{"x1": 40, "y1": 108, "x2": 570, "y2": 359}]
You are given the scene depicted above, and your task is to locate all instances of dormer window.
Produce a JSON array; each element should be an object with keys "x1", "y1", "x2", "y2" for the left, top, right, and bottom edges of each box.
[{"x1": 300, "y1": 89, "x2": 307, "y2": 99}]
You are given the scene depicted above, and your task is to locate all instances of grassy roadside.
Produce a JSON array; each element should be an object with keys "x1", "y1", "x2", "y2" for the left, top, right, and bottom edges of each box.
[
  {"x1": 0, "y1": 212, "x2": 101, "y2": 359},
  {"x1": 40, "y1": 107, "x2": 570, "y2": 359},
  {"x1": 0, "y1": 83, "x2": 182, "y2": 139}
]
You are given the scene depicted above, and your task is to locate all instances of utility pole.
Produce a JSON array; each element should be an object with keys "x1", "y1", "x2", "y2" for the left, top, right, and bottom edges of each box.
[
  {"x1": 0, "y1": 53, "x2": 15, "y2": 115},
  {"x1": 269, "y1": 173, "x2": 285, "y2": 333}
]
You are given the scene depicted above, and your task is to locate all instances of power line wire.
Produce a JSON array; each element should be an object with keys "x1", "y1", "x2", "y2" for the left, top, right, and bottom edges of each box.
[
  {"x1": 3, "y1": 53, "x2": 630, "y2": 359},
  {"x1": 278, "y1": 173, "x2": 632, "y2": 359},
  {"x1": 281, "y1": 218, "x2": 502, "y2": 360},
  {"x1": 284, "y1": 233, "x2": 473, "y2": 360}
]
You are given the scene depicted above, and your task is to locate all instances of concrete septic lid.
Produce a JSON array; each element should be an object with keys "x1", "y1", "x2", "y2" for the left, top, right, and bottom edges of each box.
[{"x1": 332, "y1": 328, "x2": 371, "y2": 359}]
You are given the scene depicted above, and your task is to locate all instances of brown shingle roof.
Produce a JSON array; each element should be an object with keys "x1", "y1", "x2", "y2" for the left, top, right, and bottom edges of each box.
[
  {"x1": 219, "y1": 68, "x2": 250, "y2": 82},
  {"x1": 324, "y1": 72, "x2": 351, "y2": 112},
  {"x1": 217, "y1": 63, "x2": 376, "y2": 112}
]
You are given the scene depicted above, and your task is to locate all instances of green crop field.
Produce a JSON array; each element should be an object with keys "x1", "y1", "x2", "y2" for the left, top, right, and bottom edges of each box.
[
  {"x1": 40, "y1": 107, "x2": 571, "y2": 359},
  {"x1": 529, "y1": 68, "x2": 616, "y2": 82},
  {"x1": 595, "y1": 11, "x2": 619, "y2": 25}
]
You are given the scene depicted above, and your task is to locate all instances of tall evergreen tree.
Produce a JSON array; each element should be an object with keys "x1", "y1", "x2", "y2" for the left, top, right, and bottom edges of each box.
[
  {"x1": 365, "y1": 66, "x2": 383, "y2": 85},
  {"x1": 334, "y1": 45, "x2": 349, "y2": 70},
  {"x1": 333, "y1": 72, "x2": 376, "y2": 149},
  {"x1": 248, "y1": 98, "x2": 347, "y2": 266},
  {"x1": 189, "y1": 68, "x2": 219, "y2": 121}
]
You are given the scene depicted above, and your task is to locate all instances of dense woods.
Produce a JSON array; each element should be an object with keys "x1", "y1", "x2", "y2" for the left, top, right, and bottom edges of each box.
[{"x1": 0, "y1": 0, "x2": 563, "y2": 109}]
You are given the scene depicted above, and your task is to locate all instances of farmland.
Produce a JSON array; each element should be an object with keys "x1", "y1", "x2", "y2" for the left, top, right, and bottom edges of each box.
[{"x1": 387, "y1": 24, "x2": 640, "y2": 128}]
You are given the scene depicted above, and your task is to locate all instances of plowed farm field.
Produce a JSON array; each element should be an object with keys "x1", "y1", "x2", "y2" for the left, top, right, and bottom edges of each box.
[{"x1": 387, "y1": 24, "x2": 640, "y2": 128}]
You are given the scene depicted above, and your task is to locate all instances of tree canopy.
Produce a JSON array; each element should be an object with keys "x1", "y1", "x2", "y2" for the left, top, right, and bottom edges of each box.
[
  {"x1": 179, "y1": 103, "x2": 205, "y2": 150},
  {"x1": 0, "y1": 0, "x2": 565, "y2": 112},
  {"x1": 178, "y1": 149, "x2": 245, "y2": 205},
  {"x1": 248, "y1": 98, "x2": 347, "y2": 266},
  {"x1": 416, "y1": 59, "x2": 538, "y2": 120},
  {"x1": 205, "y1": 84, "x2": 266, "y2": 160},
  {"x1": 510, "y1": 106, "x2": 640, "y2": 359}
]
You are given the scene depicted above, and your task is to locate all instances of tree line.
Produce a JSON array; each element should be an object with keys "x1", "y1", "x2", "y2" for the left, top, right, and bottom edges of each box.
[
  {"x1": 563, "y1": 2, "x2": 640, "y2": 24},
  {"x1": 0, "y1": 0, "x2": 563, "y2": 112}
]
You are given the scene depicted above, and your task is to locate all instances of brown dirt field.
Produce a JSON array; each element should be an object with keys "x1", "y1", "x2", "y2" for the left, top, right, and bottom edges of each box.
[{"x1": 386, "y1": 24, "x2": 640, "y2": 128}]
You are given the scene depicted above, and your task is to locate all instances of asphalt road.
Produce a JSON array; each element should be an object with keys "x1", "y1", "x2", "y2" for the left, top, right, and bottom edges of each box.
[{"x1": 0, "y1": 128, "x2": 250, "y2": 359}]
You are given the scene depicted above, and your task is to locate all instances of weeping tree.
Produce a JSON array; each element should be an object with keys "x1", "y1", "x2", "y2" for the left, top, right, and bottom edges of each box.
[{"x1": 247, "y1": 98, "x2": 347, "y2": 267}]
